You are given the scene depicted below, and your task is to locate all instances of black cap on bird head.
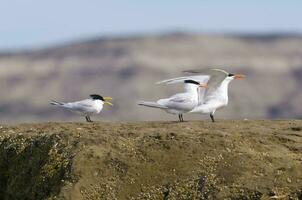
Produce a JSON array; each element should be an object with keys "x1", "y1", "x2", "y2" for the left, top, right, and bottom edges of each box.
[
  {"x1": 228, "y1": 73, "x2": 235, "y2": 77},
  {"x1": 184, "y1": 80, "x2": 208, "y2": 88},
  {"x1": 90, "y1": 94, "x2": 105, "y2": 101},
  {"x1": 184, "y1": 79, "x2": 200, "y2": 85}
]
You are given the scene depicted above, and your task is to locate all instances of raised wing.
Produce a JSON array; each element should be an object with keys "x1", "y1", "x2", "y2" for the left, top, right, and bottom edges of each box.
[
  {"x1": 156, "y1": 69, "x2": 229, "y2": 105},
  {"x1": 184, "y1": 69, "x2": 228, "y2": 90},
  {"x1": 156, "y1": 75, "x2": 209, "y2": 85},
  {"x1": 157, "y1": 75, "x2": 210, "y2": 104},
  {"x1": 184, "y1": 69, "x2": 228, "y2": 102},
  {"x1": 184, "y1": 68, "x2": 228, "y2": 74}
]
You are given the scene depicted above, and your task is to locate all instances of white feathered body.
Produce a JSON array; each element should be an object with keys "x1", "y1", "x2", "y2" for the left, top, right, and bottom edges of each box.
[
  {"x1": 140, "y1": 69, "x2": 242, "y2": 121},
  {"x1": 157, "y1": 93, "x2": 198, "y2": 114},
  {"x1": 190, "y1": 77, "x2": 232, "y2": 114},
  {"x1": 138, "y1": 83, "x2": 200, "y2": 115},
  {"x1": 158, "y1": 83, "x2": 199, "y2": 114},
  {"x1": 51, "y1": 99, "x2": 104, "y2": 116}
]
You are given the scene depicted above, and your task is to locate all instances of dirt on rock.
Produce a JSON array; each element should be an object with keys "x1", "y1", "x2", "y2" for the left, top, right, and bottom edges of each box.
[{"x1": 0, "y1": 120, "x2": 301, "y2": 200}]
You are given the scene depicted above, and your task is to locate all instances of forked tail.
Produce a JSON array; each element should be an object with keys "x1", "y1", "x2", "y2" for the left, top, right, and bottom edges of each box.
[
  {"x1": 137, "y1": 101, "x2": 168, "y2": 109},
  {"x1": 50, "y1": 100, "x2": 65, "y2": 106}
]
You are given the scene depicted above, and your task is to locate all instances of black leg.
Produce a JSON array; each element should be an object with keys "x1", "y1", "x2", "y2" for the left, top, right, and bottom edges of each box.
[
  {"x1": 181, "y1": 114, "x2": 184, "y2": 122},
  {"x1": 178, "y1": 114, "x2": 181, "y2": 122},
  {"x1": 210, "y1": 113, "x2": 215, "y2": 122},
  {"x1": 88, "y1": 116, "x2": 93, "y2": 122},
  {"x1": 85, "y1": 116, "x2": 89, "y2": 122}
]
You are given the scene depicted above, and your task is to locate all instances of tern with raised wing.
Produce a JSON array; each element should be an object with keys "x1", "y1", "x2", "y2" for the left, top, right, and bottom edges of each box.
[
  {"x1": 138, "y1": 80, "x2": 207, "y2": 122},
  {"x1": 50, "y1": 94, "x2": 113, "y2": 122},
  {"x1": 158, "y1": 69, "x2": 245, "y2": 122}
]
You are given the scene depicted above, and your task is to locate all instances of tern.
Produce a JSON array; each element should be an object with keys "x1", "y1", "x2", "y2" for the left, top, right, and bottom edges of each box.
[
  {"x1": 138, "y1": 80, "x2": 207, "y2": 122},
  {"x1": 158, "y1": 69, "x2": 245, "y2": 122},
  {"x1": 50, "y1": 94, "x2": 113, "y2": 122}
]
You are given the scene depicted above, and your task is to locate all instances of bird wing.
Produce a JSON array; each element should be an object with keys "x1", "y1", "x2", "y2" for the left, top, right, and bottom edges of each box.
[
  {"x1": 156, "y1": 75, "x2": 210, "y2": 101},
  {"x1": 158, "y1": 93, "x2": 196, "y2": 111},
  {"x1": 156, "y1": 75, "x2": 210, "y2": 105},
  {"x1": 184, "y1": 69, "x2": 228, "y2": 103},
  {"x1": 184, "y1": 69, "x2": 228, "y2": 90},
  {"x1": 169, "y1": 94, "x2": 192, "y2": 103},
  {"x1": 64, "y1": 99, "x2": 96, "y2": 113},
  {"x1": 156, "y1": 75, "x2": 209, "y2": 85},
  {"x1": 156, "y1": 69, "x2": 228, "y2": 105}
]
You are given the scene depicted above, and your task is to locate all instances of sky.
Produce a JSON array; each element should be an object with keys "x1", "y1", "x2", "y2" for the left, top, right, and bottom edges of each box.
[{"x1": 1, "y1": 0, "x2": 302, "y2": 50}]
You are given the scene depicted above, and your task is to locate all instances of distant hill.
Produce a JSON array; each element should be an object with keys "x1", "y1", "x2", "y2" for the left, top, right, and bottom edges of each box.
[{"x1": 0, "y1": 33, "x2": 301, "y2": 122}]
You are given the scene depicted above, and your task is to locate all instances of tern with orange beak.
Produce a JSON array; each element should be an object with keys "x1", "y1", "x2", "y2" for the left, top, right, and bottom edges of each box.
[
  {"x1": 188, "y1": 69, "x2": 244, "y2": 122},
  {"x1": 50, "y1": 94, "x2": 113, "y2": 122},
  {"x1": 158, "y1": 69, "x2": 245, "y2": 122},
  {"x1": 138, "y1": 79, "x2": 207, "y2": 122}
]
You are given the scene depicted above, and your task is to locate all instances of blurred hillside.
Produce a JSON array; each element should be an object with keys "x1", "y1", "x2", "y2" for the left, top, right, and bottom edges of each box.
[{"x1": 0, "y1": 33, "x2": 301, "y2": 123}]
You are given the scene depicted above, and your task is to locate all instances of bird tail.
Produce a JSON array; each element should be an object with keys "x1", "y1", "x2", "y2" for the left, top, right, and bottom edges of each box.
[
  {"x1": 137, "y1": 101, "x2": 168, "y2": 109},
  {"x1": 50, "y1": 100, "x2": 65, "y2": 106}
]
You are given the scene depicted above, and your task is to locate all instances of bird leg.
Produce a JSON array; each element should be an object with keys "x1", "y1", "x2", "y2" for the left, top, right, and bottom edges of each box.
[
  {"x1": 85, "y1": 116, "x2": 93, "y2": 122},
  {"x1": 178, "y1": 114, "x2": 184, "y2": 122},
  {"x1": 210, "y1": 113, "x2": 215, "y2": 122}
]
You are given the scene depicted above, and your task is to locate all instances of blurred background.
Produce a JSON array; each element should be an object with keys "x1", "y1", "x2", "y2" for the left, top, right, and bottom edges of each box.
[{"x1": 0, "y1": 0, "x2": 301, "y2": 123}]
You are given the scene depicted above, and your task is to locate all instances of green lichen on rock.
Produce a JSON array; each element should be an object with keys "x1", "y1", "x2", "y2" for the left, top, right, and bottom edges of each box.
[{"x1": 0, "y1": 133, "x2": 73, "y2": 200}]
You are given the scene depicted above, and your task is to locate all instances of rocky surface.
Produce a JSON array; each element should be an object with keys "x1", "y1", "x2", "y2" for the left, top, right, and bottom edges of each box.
[{"x1": 0, "y1": 120, "x2": 301, "y2": 199}]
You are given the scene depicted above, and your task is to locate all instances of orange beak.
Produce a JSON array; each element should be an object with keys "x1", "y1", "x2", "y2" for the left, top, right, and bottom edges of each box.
[
  {"x1": 234, "y1": 74, "x2": 245, "y2": 80},
  {"x1": 199, "y1": 83, "x2": 208, "y2": 88}
]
